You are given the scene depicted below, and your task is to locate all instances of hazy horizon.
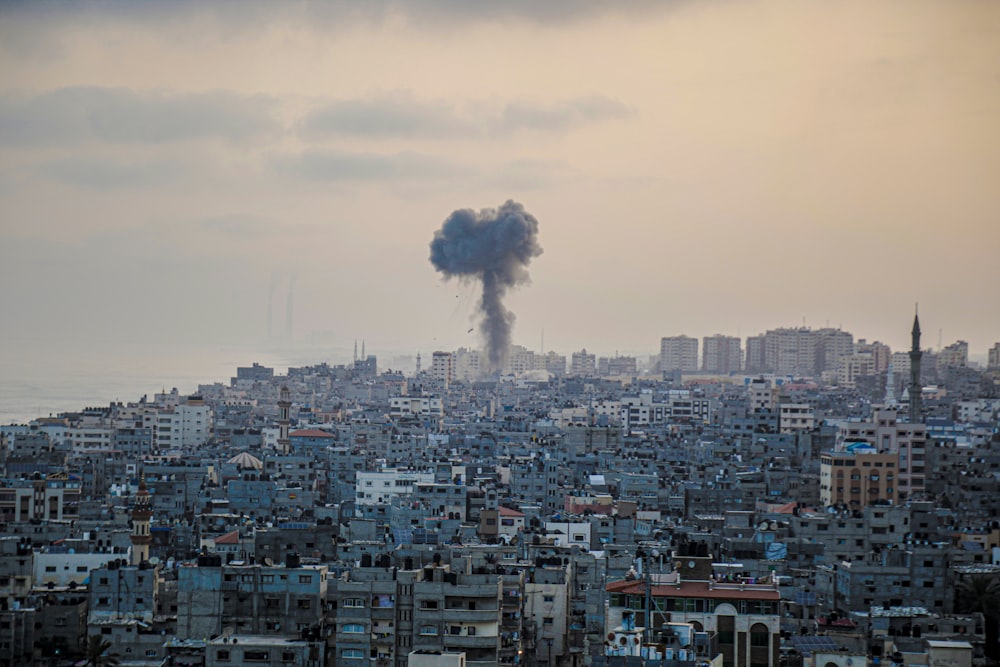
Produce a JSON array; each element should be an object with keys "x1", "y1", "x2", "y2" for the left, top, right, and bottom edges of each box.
[{"x1": 2, "y1": 1, "x2": 998, "y2": 390}]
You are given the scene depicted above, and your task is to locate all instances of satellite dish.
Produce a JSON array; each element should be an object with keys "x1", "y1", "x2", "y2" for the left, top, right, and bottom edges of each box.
[
  {"x1": 769, "y1": 521, "x2": 778, "y2": 531},
  {"x1": 263, "y1": 557, "x2": 274, "y2": 567},
  {"x1": 148, "y1": 557, "x2": 160, "y2": 565},
  {"x1": 758, "y1": 521, "x2": 769, "y2": 531}
]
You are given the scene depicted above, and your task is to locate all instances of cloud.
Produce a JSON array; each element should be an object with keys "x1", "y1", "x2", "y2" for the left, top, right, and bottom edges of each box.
[
  {"x1": 272, "y1": 149, "x2": 465, "y2": 182},
  {"x1": 300, "y1": 94, "x2": 634, "y2": 140},
  {"x1": 36, "y1": 157, "x2": 182, "y2": 189},
  {"x1": 299, "y1": 94, "x2": 472, "y2": 140},
  {"x1": 494, "y1": 95, "x2": 636, "y2": 134},
  {"x1": 198, "y1": 213, "x2": 277, "y2": 237},
  {"x1": 0, "y1": 87, "x2": 280, "y2": 148}
]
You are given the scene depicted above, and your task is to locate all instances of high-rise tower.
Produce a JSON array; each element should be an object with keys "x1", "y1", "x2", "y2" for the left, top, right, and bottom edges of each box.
[
  {"x1": 277, "y1": 385, "x2": 291, "y2": 454},
  {"x1": 130, "y1": 476, "x2": 152, "y2": 565},
  {"x1": 908, "y1": 309, "x2": 923, "y2": 423}
]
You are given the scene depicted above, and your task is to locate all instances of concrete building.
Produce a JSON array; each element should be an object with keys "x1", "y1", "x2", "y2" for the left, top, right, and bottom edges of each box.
[
  {"x1": 176, "y1": 557, "x2": 328, "y2": 639},
  {"x1": 988, "y1": 342, "x2": 1000, "y2": 370},
  {"x1": 454, "y1": 348, "x2": 483, "y2": 382},
  {"x1": 390, "y1": 397, "x2": 444, "y2": 419},
  {"x1": 745, "y1": 336, "x2": 766, "y2": 374},
  {"x1": 205, "y1": 634, "x2": 325, "y2": 667},
  {"x1": 839, "y1": 408, "x2": 926, "y2": 502},
  {"x1": 431, "y1": 352, "x2": 455, "y2": 385},
  {"x1": 778, "y1": 403, "x2": 815, "y2": 434},
  {"x1": 819, "y1": 446, "x2": 900, "y2": 509},
  {"x1": 570, "y1": 349, "x2": 597, "y2": 377},
  {"x1": 0, "y1": 472, "x2": 81, "y2": 522},
  {"x1": 703, "y1": 335, "x2": 742, "y2": 374},
  {"x1": 815, "y1": 328, "x2": 855, "y2": 375},
  {"x1": 763, "y1": 328, "x2": 815, "y2": 377},
  {"x1": 937, "y1": 340, "x2": 969, "y2": 372},
  {"x1": 329, "y1": 563, "x2": 503, "y2": 667},
  {"x1": 606, "y1": 552, "x2": 781, "y2": 667},
  {"x1": 88, "y1": 561, "x2": 166, "y2": 664},
  {"x1": 748, "y1": 378, "x2": 775, "y2": 412},
  {"x1": 660, "y1": 336, "x2": 699, "y2": 373},
  {"x1": 155, "y1": 396, "x2": 212, "y2": 450},
  {"x1": 356, "y1": 469, "x2": 436, "y2": 510}
]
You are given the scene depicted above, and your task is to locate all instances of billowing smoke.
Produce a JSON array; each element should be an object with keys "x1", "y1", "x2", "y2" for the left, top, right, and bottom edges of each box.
[{"x1": 430, "y1": 200, "x2": 543, "y2": 372}]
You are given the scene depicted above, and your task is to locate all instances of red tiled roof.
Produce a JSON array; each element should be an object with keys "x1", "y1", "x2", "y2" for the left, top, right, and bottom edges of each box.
[
  {"x1": 606, "y1": 579, "x2": 780, "y2": 601},
  {"x1": 214, "y1": 530, "x2": 240, "y2": 545},
  {"x1": 499, "y1": 507, "x2": 525, "y2": 517},
  {"x1": 290, "y1": 429, "x2": 335, "y2": 438}
]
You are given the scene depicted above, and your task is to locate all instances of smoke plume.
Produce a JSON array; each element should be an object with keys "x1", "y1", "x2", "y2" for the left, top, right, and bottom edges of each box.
[{"x1": 430, "y1": 200, "x2": 543, "y2": 372}]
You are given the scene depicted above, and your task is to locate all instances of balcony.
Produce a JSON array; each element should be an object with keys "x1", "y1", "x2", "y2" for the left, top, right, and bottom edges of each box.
[
  {"x1": 443, "y1": 608, "x2": 500, "y2": 623},
  {"x1": 443, "y1": 634, "x2": 499, "y2": 649}
]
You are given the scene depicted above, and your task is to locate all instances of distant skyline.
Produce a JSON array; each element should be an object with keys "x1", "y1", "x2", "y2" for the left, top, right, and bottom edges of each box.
[{"x1": 1, "y1": 1, "x2": 998, "y2": 372}]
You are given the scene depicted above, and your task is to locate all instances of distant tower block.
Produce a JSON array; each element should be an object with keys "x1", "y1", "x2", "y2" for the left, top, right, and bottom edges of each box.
[
  {"x1": 277, "y1": 385, "x2": 291, "y2": 454},
  {"x1": 416, "y1": 353, "x2": 422, "y2": 376},
  {"x1": 130, "y1": 476, "x2": 153, "y2": 566},
  {"x1": 909, "y1": 309, "x2": 923, "y2": 423}
]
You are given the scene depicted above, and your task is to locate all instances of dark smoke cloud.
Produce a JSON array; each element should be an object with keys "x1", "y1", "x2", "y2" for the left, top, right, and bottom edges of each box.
[{"x1": 430, "y1": 200, "x2": 543, "y2": 372}]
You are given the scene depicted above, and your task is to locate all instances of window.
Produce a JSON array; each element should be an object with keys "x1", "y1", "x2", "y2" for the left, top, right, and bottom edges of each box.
[
  {"x1": 298, "y1": 575, "x2": 312, "y2": 584},
  {"x1": 343, "y1": 624, "x2": 365, "y2": 634},
  {"x1": 216, "y1": 650, "x2": 230, "y2": 662},
  {"x1": 544, "y1": 595, "x2": 555, "y2": 603},
  {"x1": 297, "y1": 599, "x2": 312, "y2": 609},
  {"x1": 245, "y1": 651, "x2": 269, "y2": 661},
  {"x1": 468, "y1": 626, "x2": 476, "y2": 636},
  {"x1": 282, "y1": 651, "x2": 296, "y2": 661},
  {"x1": 543, "y1": 617, "x2": 553, "y2": 626},
  {"x1": 420, "y1": 625, "x2": 438, "y2": 636},
  {"x1": 344, "y1": 598, "x2": 364, "y2": 608},
  {"x1": 342, "y1": 649, "x2": 364, "y2": 659}
]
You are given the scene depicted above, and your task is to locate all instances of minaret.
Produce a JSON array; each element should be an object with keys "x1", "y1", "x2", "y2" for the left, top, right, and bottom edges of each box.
[
  {"x1": 277, "y1": 385, "x2": 291, "y2": 454},
  {"x1": 415, "y1": 352, "x2": 422, "y2": 376},
  {"x1": 908, "y1": 308, "x2": 923, "y2": 423},
  {"x1": 130, "y1": 476, "x2": 152, "y2": 566}
]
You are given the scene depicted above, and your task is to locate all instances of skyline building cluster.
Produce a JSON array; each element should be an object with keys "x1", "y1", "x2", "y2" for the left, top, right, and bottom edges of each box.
[{"x1": 0, "y1": 316, "x2": 997, "y2": 667}]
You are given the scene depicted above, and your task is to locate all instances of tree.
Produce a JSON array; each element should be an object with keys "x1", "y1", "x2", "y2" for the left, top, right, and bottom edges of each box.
[
  {"x1": 84, "y1": 635, "x2": 120, "y2": 667},
  {"x1": 956, "y1": 574, "x2": 1000, "y2": 662}
]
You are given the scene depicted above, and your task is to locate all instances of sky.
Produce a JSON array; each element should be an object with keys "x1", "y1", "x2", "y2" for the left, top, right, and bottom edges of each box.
[{"x1": 1, "y1": 0, "x2": 998, "y2": 369}]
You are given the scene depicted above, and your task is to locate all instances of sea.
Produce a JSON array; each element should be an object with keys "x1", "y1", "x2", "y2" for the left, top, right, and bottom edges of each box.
[{"x1": 0, "y1": 338, "x2": 355, "y2": 425}]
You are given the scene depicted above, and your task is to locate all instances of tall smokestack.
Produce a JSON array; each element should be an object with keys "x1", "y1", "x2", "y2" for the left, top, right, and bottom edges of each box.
[{"x1": 429, "y1": 200, "x2": 543, "y2": 372}]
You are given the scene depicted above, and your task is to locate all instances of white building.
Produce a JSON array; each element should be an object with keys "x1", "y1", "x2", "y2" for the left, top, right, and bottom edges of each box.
[
  {"x1": 34, "y1": 552, "x2": 122, "y2": 587},
  {"x1": 779, "y1": 403, "x2": 815, "y2": 433},
  {"x1": 155, "y1": 397, "x2": 212, "y2": 449},
  {"x1": 389, "y1": 396, "x2": 444, "y2": 419},
  {"x1": 544, "y1": 521, "x2": 591, "y2": 549},
  {"x1": 355, "y1": 469, "x2": 435, "y2": 512}
]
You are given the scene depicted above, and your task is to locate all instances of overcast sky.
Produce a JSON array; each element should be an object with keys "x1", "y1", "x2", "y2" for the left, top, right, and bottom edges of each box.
[{"x1": 1, "y1": 0, "x2": 998, "y2": 364}]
